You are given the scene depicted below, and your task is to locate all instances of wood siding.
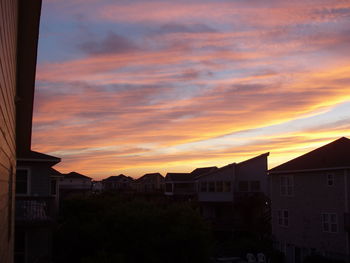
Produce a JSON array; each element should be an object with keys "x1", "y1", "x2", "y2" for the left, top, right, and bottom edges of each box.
[{"x1": 0, "y1": 0, "x2": 18, "y2": 262}]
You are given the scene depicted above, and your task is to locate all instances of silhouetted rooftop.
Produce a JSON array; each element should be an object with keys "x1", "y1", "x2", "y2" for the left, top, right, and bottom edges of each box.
[
  {"x1": 165, "y1": 173, "x2": 194, "y2": 181},
  {"x1": 269, "y1": 137, "x2": 350, "y2": 173},
  {"x1": 103, "y1": 174, "x2": 134, "y2": 182},
  {"x1": 136, "y1": 173, "x2": 163, "y2": 181},
  {"x1": 17, "y1": 150, "x2": 61, "y2": 164},
  {"x1": 64, "y1": 171, "x2": 92, "y2": 180},
  {"x1": 191, "y1": 167, "x2": 218, "y2": 177},
  {"x1": 50, "y1": 168, "x2": 62, "y2": 177}
]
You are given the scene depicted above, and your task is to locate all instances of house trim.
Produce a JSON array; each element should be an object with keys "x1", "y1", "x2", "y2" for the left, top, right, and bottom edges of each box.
[{"x1": 269, "y1": 166, "x2": 350, "y2": 175}]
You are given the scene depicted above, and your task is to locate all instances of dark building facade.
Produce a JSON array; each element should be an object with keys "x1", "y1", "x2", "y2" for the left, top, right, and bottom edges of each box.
[
  {"x1": 0, "y1": 1, "x2": 42, "y2": 262},
  {"x1": 269, "y1": 137, "x2": 350, "y2": 263}
]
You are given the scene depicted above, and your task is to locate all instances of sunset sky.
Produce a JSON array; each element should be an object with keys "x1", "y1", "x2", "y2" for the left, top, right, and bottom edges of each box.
[{"x1": 33, "y1": 0, "x2": 350, "y2": 180}]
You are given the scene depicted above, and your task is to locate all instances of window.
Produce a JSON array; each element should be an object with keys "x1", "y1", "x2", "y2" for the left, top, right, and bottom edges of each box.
[
  {"x1": 209, "y1": 182, "x2": 215, "y2": 192},
  {"x1": 238, "y1": 181, "x2": 249, "y2": 192},
  {"x1": 277, "y1": 210, "x2": 289, "y2": 227},
  {"x1": 322, "y1": 213, "x2": 338, "y2": 233},
  {"x1": 327, "y1": 174, "x2": 334, "y2": 186},
  {"x1": 250, "y1": 181, "x2": 261, "y2": 192},
  {"x1": 16, "y1": 169, "x2": 29, "y2": 195},
  {"x1": 165, "y1": 183, "x2": 173, "y2": 192},
  {"x1": 51, "y1": 180, "x2": 57, "y2": 195},
  {"x1": 216, "y1": 181, "x2": 223, "y2": 192},
  {"x1": 280, "y1": 175, "x2": 293, "y2": 196},
  {"x1": 200, "y1": 182, "x2": 207, "y2": 192},
  {"x1": 224, "y1": 181, "x2": 231, "y2": 192}
]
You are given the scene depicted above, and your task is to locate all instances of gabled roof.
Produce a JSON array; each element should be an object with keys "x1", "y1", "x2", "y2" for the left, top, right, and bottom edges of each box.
[
  {"x1": 195, "y1": 163, "x2": 235, "y2": 180},
  {"x1": 17, "y1": 150, "x2": 61, "y2": 164},
  {"x1": 190, "y1": 167, "x2": 218, "y2": 177},
  {"x1": 50, "y1": 168, "x2": 62, "y2": 177},
  {"x1": 103, "y1": 174, "x2": 134, "y2": 182},
  {"x1": 195, "y1": 152, "x2": 269, "y2": 180},
  {"x1": 269, "y1": 137, "x2": 350, "y2": 173},
  {"x1": 236, "y1": 152, "x2": 269, "y2": 167},
  {"x1": 136, "y1": 173, "x2": 163, "y2": 182},
  {"x1": 64, "y1": 171, "x2": 92, "y2": 180},
  {"x1": 165, "y1": 173, "x2": 194, "y2": 182}
]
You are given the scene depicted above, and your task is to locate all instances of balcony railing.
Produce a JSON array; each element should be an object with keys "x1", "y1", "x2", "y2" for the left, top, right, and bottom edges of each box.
[{"x1": 15, "y1": 196, "x2": 56, "y2": 224}]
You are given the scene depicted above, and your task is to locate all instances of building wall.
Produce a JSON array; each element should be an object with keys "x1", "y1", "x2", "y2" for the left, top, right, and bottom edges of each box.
[
  {"x1": 235, "y1": 154, "x2": 269, "y2": 195},
  {"x1": 17, "y1": 162, "x2": 53, "y2": 196},
  {"x1": 0, "y1": 0, "x2": 18, "y2": 262},
  {"x1": 59, "y1": 178, "x2": 92, "y2": 190},
  {"x1": 197, "y1": 165, "x2": 235, "y2": 202},
  {"x1": 271, "y1": 169, "x2": 349, "y2": 262}
]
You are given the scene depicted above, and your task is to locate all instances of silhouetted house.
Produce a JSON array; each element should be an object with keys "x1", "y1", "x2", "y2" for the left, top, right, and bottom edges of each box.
[
  {"x1": 16, "y1": 151, "x2": 61, "y2": 263},
  {"x1": 102, "y1": 174, "x2": 134, "y2": 192},
  {"x1": 164, "y1": 173, "x2": 197, "y2": 198},
  {"x1": 0, "y1": 1, "x2": 42, "y2": 262},
  {"x1": 133, "y1": 173, "x2": 164, "y2": 193},
  {"x1": 59, "y1": 172, "x2": 92, "y2": 198},
  {"x1": 269, "y1": 137, "x2": 350, "y2": 263},
  {"x1": 196, "y1": 153, "x2": 269, "y2": 231},
  {"x1": 191, "y1": 166, "x2": 218, "y2": 177}
]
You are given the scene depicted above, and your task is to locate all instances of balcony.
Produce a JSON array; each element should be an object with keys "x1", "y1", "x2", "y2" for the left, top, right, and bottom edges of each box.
[{"x1": 15, "y1": 196, "x2": 57, "y2": 226}]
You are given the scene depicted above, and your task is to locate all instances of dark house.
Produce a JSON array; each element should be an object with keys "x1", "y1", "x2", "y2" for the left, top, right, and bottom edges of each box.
[
  {"x1": 164, "y1": 173, "x2": 197, "y2": 199},
  {"x1": 59, "y1": 172, "x2": 92, "y2": 199},
  {"x1": 196, "y1": 153, "x2": 269, "y2": 232},
  {"x1": 102, "y1": 174, "x2": 134, "y2": 192},
  {"x1": 269, "y1": 137, "x2": 350, "y2": 263},
  {"x1": 133, "y1": 173, "x2": 164, "y2": 193}
]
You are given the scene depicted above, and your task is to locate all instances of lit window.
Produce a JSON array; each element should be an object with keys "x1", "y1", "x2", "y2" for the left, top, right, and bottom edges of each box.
[
  {"x1": 322, "y1": 213, "x2": 338, "y2": 233},
  {"x1": 277, "y1": 210, "x2": 289, "y2": 227},
  {"x1": 280, "y1": 175, "x2": 294, "y2": 196},
  {"x1": 327, "y1": 174, "x2": 334, "y2": 186}
]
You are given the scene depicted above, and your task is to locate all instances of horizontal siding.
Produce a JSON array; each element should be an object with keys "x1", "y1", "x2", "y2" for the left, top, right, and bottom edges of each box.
[{"x1": 0, "y1": 0, "x2": 17, "y2": 263}]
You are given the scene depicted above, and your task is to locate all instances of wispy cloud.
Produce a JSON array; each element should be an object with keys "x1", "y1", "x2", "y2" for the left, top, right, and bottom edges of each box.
[{"x1": 34, "y1": 0, "x2": 350, "y2": 178}]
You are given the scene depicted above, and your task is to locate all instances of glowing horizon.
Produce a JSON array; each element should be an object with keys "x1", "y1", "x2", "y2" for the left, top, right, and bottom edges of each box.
[{"x1": 33, "y1": 0, "x2": 350, "y2": 180}]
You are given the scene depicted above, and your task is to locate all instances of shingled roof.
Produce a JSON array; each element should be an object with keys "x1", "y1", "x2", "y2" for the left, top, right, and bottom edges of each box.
[{"x1": 269, "y1": 137, "x2": 350, "y2": 173}]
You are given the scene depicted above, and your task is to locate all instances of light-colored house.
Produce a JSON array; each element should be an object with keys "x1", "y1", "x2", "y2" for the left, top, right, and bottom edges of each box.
[
  {"x1": 59, "y1": 172, "x2": 92, "y2": 198},
  {"x1": 102, "y1": 174, "x2": 134, "y2": 192},
  {"x1": 133, "y1": 173, "x2": 164, "y2": 193},
  {"x1": 196, "y1": 153, "x2": 269, "y2": 230},
  {"x1": 269, "y1": 137, "x2": 350, "y2": 263},
  {"x1": 16, "y1": 151, "x2": 61, "y2": 263}
]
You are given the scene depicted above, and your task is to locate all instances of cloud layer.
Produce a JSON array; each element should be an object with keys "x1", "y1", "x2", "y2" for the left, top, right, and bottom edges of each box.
[{"x1": 34, "y1": 0, "x2": 350, "y2": 179}]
